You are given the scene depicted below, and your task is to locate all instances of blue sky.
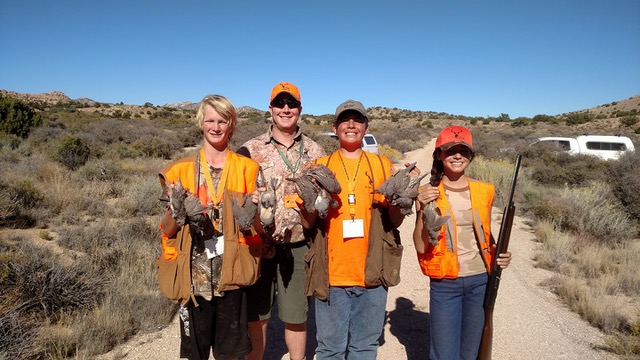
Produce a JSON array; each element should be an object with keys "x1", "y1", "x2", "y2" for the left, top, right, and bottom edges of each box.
[{"x1": 1, "y1": 1, "x2": 639, "y2": 118}]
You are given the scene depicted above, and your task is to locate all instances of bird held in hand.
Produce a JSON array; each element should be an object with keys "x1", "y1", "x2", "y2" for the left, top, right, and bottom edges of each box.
[
  {"x1": 314, "y1": 187, "x2": 339, "y2": 219},
  {"x1": 232, "y1": 194, "x2": 257, "y2": 231},
  {"x1": 168, "y1": 180, "x2": 188, "y2": 226},
  {"x1": 423, "y1": 201, "x2": 450, "y2": 245},
  {"x1": 375, "y1": 162, "x2": 426, "y2": 215},
  {"x1": 286, "y1": 174, "x2": 320, "y2": 213},
  {"x1": 304, "y1": 164, "x2": 342, "y2": 194},
  {"x1": 259, "y1": 177, "x2": 279, "y2": 227}
]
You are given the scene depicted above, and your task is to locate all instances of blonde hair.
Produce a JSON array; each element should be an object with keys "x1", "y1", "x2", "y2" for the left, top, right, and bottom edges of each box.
[{"x1": 195, "y1": 94, "x2": 237, "y2": 140}]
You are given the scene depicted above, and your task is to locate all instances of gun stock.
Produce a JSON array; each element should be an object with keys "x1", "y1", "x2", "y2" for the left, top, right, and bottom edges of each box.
[{"x1": 477, "y1": 154, "x2": 521, "y2": 360}]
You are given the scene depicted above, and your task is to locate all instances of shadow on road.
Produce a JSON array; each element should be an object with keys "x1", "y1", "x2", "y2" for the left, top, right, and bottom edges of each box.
[{"x1": 382, "y1": 296, "x2": 430, "y2": 360}]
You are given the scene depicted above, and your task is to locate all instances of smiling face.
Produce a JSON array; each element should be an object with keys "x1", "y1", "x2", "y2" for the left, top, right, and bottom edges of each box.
[
  {"x1": 201, "y1": 104, "x2": 231, "y2": 150},
  {"x1": 333, "y1": 110, "x2": 368, "y2": 151},
  {"x1": 437, "y1": 144, "x2": 473, "y2": 177},
  {"x1": 269, "y1": 93, "x2": 302, "y2": 135}
]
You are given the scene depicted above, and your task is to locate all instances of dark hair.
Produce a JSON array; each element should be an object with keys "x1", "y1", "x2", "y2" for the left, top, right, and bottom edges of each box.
[{"x1": 429, "y1": 149, "x2": 444, "y2": 186}]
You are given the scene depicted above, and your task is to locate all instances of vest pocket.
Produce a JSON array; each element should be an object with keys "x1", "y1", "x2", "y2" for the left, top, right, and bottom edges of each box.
[
  {"x1": 381, "y1": 231, "x2": 403, "y2": 287},
  {"x1": 157, "y1": 254, "x2": 190, "y2": 302},
  {"x1": 219, "y1": 233, "x2": 260, "y2": 291}
]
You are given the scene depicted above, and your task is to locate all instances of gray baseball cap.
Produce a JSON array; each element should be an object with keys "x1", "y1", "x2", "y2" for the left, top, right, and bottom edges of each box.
[{"x1": 334, "y1": 99, "x2": 368, "y2": 122}]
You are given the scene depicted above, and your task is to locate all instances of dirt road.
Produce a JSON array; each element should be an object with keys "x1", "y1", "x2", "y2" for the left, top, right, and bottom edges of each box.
[{"x1": 99, "y1": 140, "x2": 616, "y2": 359}]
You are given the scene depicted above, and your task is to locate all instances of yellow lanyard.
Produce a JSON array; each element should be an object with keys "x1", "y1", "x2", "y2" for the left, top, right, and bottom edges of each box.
[
  {"x1": 337, "y1": 151, "x2": 363, "y2": 219},
  {"x1": 199, "y1": 148, "x2": 230, "y2": 228}
]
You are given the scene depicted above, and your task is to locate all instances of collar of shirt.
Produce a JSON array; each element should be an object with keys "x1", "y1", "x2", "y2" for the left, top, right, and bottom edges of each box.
[{"x1": 266, "y1": 125, "x2": 303, "y2": 147}]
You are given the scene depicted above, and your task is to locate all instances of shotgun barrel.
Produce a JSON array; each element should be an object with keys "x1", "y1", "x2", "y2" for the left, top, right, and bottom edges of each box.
[{"x1": 477, "y1": 154, "x2": 521, "y2": 360}]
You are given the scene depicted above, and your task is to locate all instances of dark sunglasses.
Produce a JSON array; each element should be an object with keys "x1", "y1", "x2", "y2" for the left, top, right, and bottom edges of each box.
[
  {"x1": 271, "y1": 98, "x2": 300, "y2": 109},
  {"x1": 336, "y1": 116, "x2": 367, "y2": 124},
  {"x1": 444, "y1": 147, "x2": 473, "y2": 158}
]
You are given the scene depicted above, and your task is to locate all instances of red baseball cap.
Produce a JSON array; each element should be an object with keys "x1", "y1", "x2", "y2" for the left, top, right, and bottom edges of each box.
[
  {"x1": 435, "y1": 126, "x2": 473, "y2": 150},
  {"x1": 270, "y1": 82, "x2": 301, "y2": 102}
]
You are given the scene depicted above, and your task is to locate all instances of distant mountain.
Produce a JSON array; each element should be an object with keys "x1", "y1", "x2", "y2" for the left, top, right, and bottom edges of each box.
[{"x1": 1, "y1": 89, "x2": 638, "y2": 119}]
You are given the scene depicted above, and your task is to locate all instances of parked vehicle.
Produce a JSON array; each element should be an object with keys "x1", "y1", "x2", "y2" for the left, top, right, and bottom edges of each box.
[
  {"x1": 324, "y1": 132, "x2": 379, "y2": 154},
  {"x1": 532, "y1": 135, "x2": 635, "y2": 160}
]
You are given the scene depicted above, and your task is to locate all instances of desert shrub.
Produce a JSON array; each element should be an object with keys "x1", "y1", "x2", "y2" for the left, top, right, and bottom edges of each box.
[
  {"x1": 467, "y1": 156, "x2": 524, "y2": 209},
  {"x1": 0, "y1": 238, "x2": 105, "y2": 320},
  {"x1": 379, "y1": 144, "x2": 403, "y2": 163},
  {"x1": 564, "y1": 112, "x2": 595, "y2": 125},
  {"x1": 307, "y1": 132, "x2": 339, "y2": 154},
  {"x1": 609, "y1": 151, "x2": 640, "y2": 220},
  {"x1": 0, "y1": 95, "x2": 43, "y2": 138},
  {"x1": 549, "y1": 275, "x2": 629, "y2": 333},
  {"x1": 524, "y1": 183, "x2": 636, "y2": 245},
  {"x1": 532, "y1": 221, "x2": 575, "y2": 272},
  {"x1": 471, "y1": 128, "x2": 531, "y2": 161},
  {"x1": 522, "y1": 145, "x2": 610, "y2": 186},
  {"x1": 620, "y1": 115, "x2": 638, "y2": 127},
  {"x1": 130, "y1": 136, "x2": 178, "y2": 159},
  {"x1": 52, "y1": 135, "x2": 91, "y2": 170},
  {"x1": 78, "y1": 159, "x2": 124, "y2": 182},
  {"x1": 9, "y1": 179, "x2": 43, "y2": 209},
  {"x1": 120, "y1": 175, "x2": 163, "y2": 216},
  {"x1": 376, "y1": 127, "x2": 431, "y2": 153},
  {"x1": 0, "y1": 133, "x2": 21, "y2": 150}
]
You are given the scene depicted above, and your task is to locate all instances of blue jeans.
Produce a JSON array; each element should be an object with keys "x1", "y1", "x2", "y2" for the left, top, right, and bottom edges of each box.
[
  {"x1": 429, "y1": 273, "x2": 487, "y2": 360},
  {"x1": 314, "y1": 285, "x2": 388, "y2": 360}
]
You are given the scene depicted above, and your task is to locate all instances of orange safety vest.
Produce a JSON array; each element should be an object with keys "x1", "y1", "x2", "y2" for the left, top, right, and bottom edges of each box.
[
  {"x1": 417, "y1": 179, "x2": 494, "y2": 279},
  {"x1": 157, "y1": 149, "x2": 261, "y2": 304}
]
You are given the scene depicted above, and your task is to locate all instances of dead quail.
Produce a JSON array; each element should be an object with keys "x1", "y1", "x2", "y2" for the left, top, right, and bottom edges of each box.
[
  {"x1": 232, "y1": 194, "x2": 258, "y2": 231},
  {"x1": 259, "y1": 177, "x2": 279, "y2": 227},
  {"x1": 169, "y1": 180, "x2": 188, "y2": 226},
  {"x1": 286, "y1": 174, "x2": 320, "y2": 213},
  {"x1": 184, "y1": 193, "x2": 207, "y2": 236},
  {"x1": 423, "y1": 201, "x2": 450, "y2": 245},
  {"x1": 304, "y1": 164, "x2": 342, "y2": 194},
  {"x1": 375, "y1": 162, "x2": 426, "y2": 214},
  {"x1": 314, "y1": 187, "x2": 339, "y2": 219}
]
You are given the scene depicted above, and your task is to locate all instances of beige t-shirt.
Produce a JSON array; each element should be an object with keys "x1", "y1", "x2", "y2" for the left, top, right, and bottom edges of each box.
[{"x1": 444, "y1": 185, "x2": 486, "y2": 277}]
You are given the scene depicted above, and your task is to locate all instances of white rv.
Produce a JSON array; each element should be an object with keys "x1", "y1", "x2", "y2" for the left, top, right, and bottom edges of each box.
[{"x1": 532, "y1": 135, "x2": 635, "y2": 160}]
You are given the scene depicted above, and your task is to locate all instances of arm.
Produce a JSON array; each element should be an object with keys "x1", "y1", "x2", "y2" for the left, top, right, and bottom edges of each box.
[
  {"x1": 412, "y1": 185, "x2": 441, "y2": 254},
  {"x1": 413, "y1": 209, "x2": 426, "y2": 254},
  {"x1": 161, "y1": 206, "x2": 178, "y2": 237}
]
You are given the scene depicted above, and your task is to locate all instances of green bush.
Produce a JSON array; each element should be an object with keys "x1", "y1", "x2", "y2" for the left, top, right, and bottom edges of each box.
[
  {"x1": 620, "y1": 115, "x2": 638, "y2": 127},
  {"x1": 53, "y1": 135, "x2": 91, "y2": 170},
  {"x1": 0, "y1": 95, "x2": 43, "y2": 138},
  {"x1": 609, "y1": 151, "x2": 640, "y2": 220}
]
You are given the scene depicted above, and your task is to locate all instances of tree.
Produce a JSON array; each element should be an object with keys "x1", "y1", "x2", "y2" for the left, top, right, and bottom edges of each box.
[{"x1": 0, "y1": 95, "x2": 43, "y2": 138}]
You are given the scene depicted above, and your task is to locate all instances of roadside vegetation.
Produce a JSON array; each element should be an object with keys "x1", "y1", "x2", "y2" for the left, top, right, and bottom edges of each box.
[{"x1": 0, "y1": 93, "x2": 638, "y2": 359}]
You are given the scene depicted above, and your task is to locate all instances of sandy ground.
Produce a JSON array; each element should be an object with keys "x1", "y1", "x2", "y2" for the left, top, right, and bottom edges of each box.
[{"x1": 98, "y1": 140, "x2": 617, "y2": 360}]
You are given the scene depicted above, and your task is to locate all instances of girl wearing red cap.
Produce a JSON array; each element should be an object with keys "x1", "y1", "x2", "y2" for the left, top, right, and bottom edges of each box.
[{"x1": 413, "y1": 125, "x2": 512, "y2": 360}]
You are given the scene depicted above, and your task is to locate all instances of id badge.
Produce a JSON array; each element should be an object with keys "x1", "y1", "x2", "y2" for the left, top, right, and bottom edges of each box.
[
  {"x1": 342, "y1": 219, "x2": 364, "y2": 239},
  {"x1": 284, "y1": 194, "x2": 299, "y2": 209},
  {"x1": 204, "y1": 236, "x2": 225, "y2": 259}
]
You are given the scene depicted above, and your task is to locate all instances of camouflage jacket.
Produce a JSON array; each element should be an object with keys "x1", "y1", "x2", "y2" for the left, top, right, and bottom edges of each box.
[{"x1": 237, "y1": 126, "x2": 325, "y2": 258}]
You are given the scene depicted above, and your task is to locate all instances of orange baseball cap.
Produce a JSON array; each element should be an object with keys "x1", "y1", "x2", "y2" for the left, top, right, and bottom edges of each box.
[
  {"x1": 270, "y1": 82, "x2": 301, "y2": 102},
  {"x1": 435, "y1": 125, "x2": 473, "y2": 150}
]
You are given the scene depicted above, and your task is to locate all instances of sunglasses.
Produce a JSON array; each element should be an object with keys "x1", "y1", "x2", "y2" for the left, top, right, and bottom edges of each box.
[
  {"x1": 336, "y1": 115, "x2": 367, "y2": 124},
  {"x1": 443, "y1": 147, "x2": 473, "y2": 158},
  {"x1": 271, "y1": 98, "x2": 300, "y2": 109}
]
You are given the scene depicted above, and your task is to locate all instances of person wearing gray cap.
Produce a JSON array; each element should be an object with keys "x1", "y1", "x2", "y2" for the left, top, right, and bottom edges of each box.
[{"x1": 301, "y1": 99, "x2": 416, "y2": 359}]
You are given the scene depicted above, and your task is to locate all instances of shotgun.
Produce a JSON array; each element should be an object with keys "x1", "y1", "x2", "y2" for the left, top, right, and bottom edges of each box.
[{"x1": 477, "y1": 154, "x2": 521, "y2": 360}]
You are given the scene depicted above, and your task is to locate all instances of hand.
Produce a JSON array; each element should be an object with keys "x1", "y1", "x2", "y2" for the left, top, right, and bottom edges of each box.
[
  {"x1": 495, "y1": 249, "x2": 512, "y2": 269},
  {"x1": 416, "y1": 186, "x2": 439, "y2": 211},
  {"x1": 252, "y1": 188, "x2": 262, "y2": 204},
  {"x1": 403, "y1": 162, "x2": 421, "y2": 177}
]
